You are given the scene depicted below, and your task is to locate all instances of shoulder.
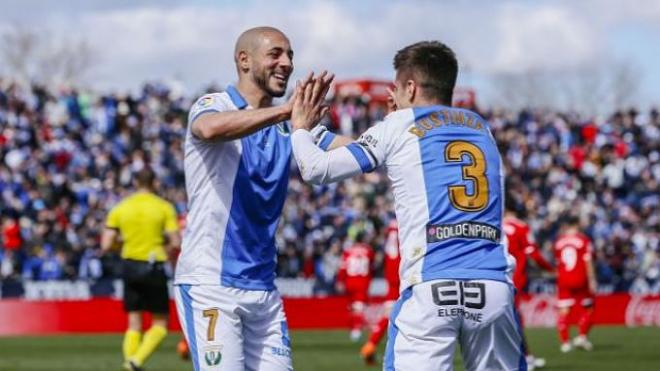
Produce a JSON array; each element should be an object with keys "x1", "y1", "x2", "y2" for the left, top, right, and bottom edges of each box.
[
  {"x1": 383, "y1": 108, "x2": 416, "y2": 128},
  {"x1": 111, "y1": 196, "x2": 131, "y2": 211},
  {"x1": 150, "y1": 194, "x2": 175, "y2": 210},
  {"x1": 188, "y1": 92, "x2": 233, "y2": 123},
  {"x1": 357, "y1": 109, "x2": 415, "y2": 146},
  {"x1": 107, "y1": 197, "x2": 130, "y2": 221}
]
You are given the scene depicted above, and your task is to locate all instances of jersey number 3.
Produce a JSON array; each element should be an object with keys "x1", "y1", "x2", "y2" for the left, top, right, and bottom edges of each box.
[{"x1": 445, "y1": 141, "x2": 489, "y2": 212}]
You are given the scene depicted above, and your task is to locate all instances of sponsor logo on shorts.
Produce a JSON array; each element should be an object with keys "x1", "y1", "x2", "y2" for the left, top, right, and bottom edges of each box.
[
  {"x1": 271, "y1": 346, "x2": 292, "y2": 358},
  {"x1": 427, "y1": 222, "x2": 500, "y2": 244},
  {"x1": 437, "y1": 306, "x2": 483, "y2": 322},
  {"x1": 204, "y1": 346, "x2": 222, "y2": 366},
  {"x1": 431, "y1": 281, "x2": 486, "y2": 322}
]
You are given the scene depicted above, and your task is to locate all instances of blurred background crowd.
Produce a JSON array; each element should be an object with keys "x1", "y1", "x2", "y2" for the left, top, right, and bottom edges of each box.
[{"x1": 0, "y1": 79, "x2": 658, "y2": 297}]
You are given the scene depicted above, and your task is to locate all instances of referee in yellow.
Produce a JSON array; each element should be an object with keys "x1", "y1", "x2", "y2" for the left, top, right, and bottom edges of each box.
[{"x1": 101, "y1": 167, "x2": 180, "y2": 371}]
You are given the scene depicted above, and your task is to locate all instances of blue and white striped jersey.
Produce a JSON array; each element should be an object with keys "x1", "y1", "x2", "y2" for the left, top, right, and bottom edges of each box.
[
  {"x1": 175, "y1": 86, "x2": 292, "y2": 290},
  {"x1": 292, "y1": 106, "x2": 514, "y2": 291}
]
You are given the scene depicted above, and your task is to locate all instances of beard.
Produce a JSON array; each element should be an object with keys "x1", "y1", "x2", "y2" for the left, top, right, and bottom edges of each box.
[{"x1": 254, "y1": 70, "x2": 288, "y2": 98}]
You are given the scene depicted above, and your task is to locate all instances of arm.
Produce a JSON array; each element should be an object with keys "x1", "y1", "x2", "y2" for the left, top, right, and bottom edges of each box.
[
  {"x1": 585, "y1": 243, "x2": 597, "y2": 293},
  {"x1": 527, "y1": 246, "x2": 554, "y2": 271},
  {"x1": 101, "y1": 207, "x2": 120, "y2": 253},
  {"x1": 192, "y1": 104, "x2": 291, "y2": 141},
  {"x1": 587, "y1": 259, "x2": 597, "y2": 293},
  {"x1": 291, "y1": 75, "x2": 383, "y2": 185},
  {"x1": 312, "y1": 126, "x2": 355, "y2": 151},
  {"x1": 165, "y1": 231, "x2": 181, "y2": 253},
  {"x1": 192, "y1": 73, "x2": 321, "y2": 141},
  {"x1": 291, "y1": 130, "x2": 371, "y2": 185},
  {"x1": 522, "y1": 226, "x2": 553, "y2": 271},
  {"x1": 100, "y1": 228, "x2": 119, "y2": 253},
  {"x1": 163, "y1": 204, "x2": 181, "y2": 254}
]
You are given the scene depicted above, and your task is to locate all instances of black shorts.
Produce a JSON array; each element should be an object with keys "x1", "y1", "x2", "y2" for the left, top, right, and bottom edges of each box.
[{"x1": 122, "y1": 259, "x2": 169, "y2": 314}]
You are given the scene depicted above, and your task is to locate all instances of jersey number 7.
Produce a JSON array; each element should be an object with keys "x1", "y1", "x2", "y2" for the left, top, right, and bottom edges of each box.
[{"x1": 445, "y1": 141, "x2": 489, "y2": 212}]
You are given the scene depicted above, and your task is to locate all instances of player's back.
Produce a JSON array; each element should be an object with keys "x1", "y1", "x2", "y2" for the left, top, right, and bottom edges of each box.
[
  {"x1": 107, "y1": 192, "x2": 177, "y2": 263},
  {"x1": 176, "y1": 87, "x2": 292, "y2": 290},
  {"x1": 360, "y1": 106, "x2": 511, "y2": 290},
  {"x1": 554, "y1": 232, "x2": 592, "y2": 288}
]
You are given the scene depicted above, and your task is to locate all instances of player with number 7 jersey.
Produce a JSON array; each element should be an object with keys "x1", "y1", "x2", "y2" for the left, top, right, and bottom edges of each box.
[{"x1": 290, "y1": 42, "x2": 523, "y2": 370}]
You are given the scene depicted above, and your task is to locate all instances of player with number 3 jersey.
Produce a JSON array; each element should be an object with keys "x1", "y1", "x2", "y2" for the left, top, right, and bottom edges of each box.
[{"x1": 290, "y1": 41, "x2": 523, "y2": 370}]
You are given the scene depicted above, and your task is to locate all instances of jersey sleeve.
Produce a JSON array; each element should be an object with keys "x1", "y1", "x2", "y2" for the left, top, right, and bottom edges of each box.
[
  {"x1": 188, "y1": 93, "x2": 228, "y2": 124},
  {"x1": 163, "y1": 203, "x2": 179, "y2": 233},
  {"x1": 291, "y1": 130, "x2": 366, "y2": 185},
  {"x1": 291, "y1": 115, "x2": 395, "y2": 185},
  {"x1": 352, "y1": 119, "x2": 389, "y2": 171},
  {"x1": 105, "y1": 206, "x2": 120, "y2": 229}
]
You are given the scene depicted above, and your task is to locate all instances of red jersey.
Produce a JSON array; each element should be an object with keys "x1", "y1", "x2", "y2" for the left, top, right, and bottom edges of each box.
[
  {"x1": 337, "y1": 243, "x2": 374, "y2": 283},
  {"x1": 2, "y1": 221, "x2": 22, "y2": 251},
  {"x1": 337, "y1": 243, "x2": 374, "y2": 303},
  {"x1": 503, "y1": 216, "x2": 553, "y2": 291},
  {"x1": 553, "y1": 231, "x2": 593, "y2": 289}
]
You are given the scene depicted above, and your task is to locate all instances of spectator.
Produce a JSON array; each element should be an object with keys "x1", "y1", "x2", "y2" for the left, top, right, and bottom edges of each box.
[{"x1": 0, "y1": 78, "x2": 657, "y2": 296}]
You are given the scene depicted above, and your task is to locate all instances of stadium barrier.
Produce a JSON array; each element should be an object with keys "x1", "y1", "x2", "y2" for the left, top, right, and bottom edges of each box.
[{"x1": 0, "y1": 293, "x2": 658, "y2": 335}]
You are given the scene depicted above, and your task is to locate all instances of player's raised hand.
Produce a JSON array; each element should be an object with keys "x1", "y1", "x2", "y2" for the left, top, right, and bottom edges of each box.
[
  {"x1": 285, "y1": 71, "x2": 315, "y2": 115},
  {"x1": 291, "y1": 70, "x2": 334, "y2": 131}
]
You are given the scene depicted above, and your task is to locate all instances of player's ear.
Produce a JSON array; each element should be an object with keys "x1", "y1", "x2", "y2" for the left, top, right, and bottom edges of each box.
[
  {"x1": 237, "y1": 50, "x2": 250, "y2": 73},
  {"x1": 406, "y1": 80, "x2": 416, "y2": 104}
]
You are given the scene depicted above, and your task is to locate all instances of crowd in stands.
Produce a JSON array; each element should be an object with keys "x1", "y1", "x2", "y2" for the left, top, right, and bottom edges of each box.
[{"x1": 0, "y1": 79, "x2": 658, "y2": 297}]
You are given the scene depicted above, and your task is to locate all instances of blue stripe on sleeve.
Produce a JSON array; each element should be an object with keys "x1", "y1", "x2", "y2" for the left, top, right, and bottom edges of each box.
[
  {"x1": 346, "y1": 143, "x2": 375, "y2": 173},
  {"x1": 318, "y1": 132, "x2": 336, "y2": 151}
]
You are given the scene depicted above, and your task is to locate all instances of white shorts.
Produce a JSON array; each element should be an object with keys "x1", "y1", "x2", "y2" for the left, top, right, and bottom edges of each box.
[
  {"x1": 384, "y1": 279, "x2": 525, "y2": 371},
  {"x1": 174, "y1": 284, "x2": 293, "y2": 371}
]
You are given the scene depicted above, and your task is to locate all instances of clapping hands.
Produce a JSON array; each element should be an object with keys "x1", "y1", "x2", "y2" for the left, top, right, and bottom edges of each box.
[{"x1": 290, "y1": 71, "x2": 335, "y2": 131}]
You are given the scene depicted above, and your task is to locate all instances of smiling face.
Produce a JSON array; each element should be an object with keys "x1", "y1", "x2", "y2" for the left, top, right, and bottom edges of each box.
[{"x1": 242, "y1": 30, "x2": 294, "y2": 98}]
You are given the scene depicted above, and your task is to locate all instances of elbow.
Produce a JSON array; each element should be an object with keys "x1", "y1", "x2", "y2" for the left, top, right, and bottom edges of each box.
[
  {"x1": 197, "y1": 125, "x2": 227, "y2": 141},
  {"x1": 193, "y1": 118, "x2": 231, "y2": 141},
  {"x1": 196, "y1": 127, "x2": 215, "y2": 140},
  {"x1": 300, "y1": 164, "x2": 327, "y2": 186},
  {"x1": 301, "y1": 169, "x2": 323, "y2": 185}
]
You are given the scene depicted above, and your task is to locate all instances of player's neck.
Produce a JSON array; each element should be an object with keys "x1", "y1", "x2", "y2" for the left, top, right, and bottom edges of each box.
[
  {"x1": 136, "y1": 187, "x2": 153, "y2": 194},
  {"x1": 411, "y1": 97, "x2": 447, "y2": 108},
  {"x1": 236, "y1": 80, "x2": 273, "y2": 108}
]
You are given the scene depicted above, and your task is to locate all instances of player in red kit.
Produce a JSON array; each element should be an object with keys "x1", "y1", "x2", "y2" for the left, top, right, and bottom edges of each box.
[
  {"x1": 503, "y1": 204, "x2": 553, "y2": 370},
  {"x1": 360, "y1": 220, "x2": 400, "y2": 365},
  {"x1": 336, "y1": 232, "x2": 375, "y2": 342},
  {"x1": 553, "y1": 216, "x2": 597, "y2": 353}
]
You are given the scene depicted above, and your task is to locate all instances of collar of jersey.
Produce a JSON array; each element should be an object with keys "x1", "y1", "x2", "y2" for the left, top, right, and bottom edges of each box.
[{"x1": 226, "y1": 85, "x2": 248, "y2": 110}]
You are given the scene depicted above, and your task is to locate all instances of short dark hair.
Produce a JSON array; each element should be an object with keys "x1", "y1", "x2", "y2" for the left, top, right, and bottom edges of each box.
[
  {"x1": 393, "y1": 41, "x2": 458, "y2": 104},
  {"x1": 134, "y1": 167, "x2": 156, "y2": 189},
  {"x1": 565, "y1": 214, "x2": 580, "y2": 227}
]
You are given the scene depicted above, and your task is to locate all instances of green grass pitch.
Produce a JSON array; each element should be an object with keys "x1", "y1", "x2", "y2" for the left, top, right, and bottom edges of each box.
[{"x1": 0, "y1": 327, "x2": 658, "y2": 370}]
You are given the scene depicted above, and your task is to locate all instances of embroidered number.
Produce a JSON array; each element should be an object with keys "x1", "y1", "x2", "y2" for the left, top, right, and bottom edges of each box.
[{"x1": 444, "y1": 141, "x2": 489, "y2": 212}]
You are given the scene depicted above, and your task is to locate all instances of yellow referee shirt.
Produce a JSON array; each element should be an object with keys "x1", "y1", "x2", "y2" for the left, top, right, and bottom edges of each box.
[{"x1": 105, "y1": 192, "x2": 179, "y2": 262}]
